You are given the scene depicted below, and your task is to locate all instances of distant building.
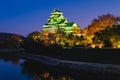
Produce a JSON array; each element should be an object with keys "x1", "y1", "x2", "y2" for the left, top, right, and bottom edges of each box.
[{"x1": 43, "y1": 9, "x2": 81, "y2": 34}]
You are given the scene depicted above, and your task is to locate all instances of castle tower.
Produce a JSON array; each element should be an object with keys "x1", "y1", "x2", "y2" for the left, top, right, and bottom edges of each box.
[
  {"x1": 48, "y1": 9, "x2": 67, "y2": 25},
  {"x1": 43, "y1": 9, "x2": 81, "y2": 34}
]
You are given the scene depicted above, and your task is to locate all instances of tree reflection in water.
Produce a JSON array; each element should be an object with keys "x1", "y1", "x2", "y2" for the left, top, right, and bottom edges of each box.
[
  {"x1": 21, "y1": 60, "x2": 120, "y2": 80},
  {"x1": 0, "y1": 53, "x2": 20, "y2": 65},
  {"x1": 21, "y1": 61, "x2": 75, "y2": 80}
]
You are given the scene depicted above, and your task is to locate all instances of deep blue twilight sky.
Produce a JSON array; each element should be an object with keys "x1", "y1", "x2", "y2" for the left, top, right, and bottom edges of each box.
[{"x1": 1, "y1": 0, "x2": 120, "y2": 36}]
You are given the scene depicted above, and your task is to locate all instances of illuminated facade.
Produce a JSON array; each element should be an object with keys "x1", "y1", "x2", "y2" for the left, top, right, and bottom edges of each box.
[{"x1": 43, "y1": 9, "x2": 80, "y2": 34}]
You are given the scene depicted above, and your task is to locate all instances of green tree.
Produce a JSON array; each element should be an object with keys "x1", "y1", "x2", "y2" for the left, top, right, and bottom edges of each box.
[{"x1": 93, "y1": 25, "x2": 120, "y2": 48}]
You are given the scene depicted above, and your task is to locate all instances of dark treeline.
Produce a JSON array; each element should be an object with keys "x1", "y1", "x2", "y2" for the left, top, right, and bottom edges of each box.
[{"x1": 0, "y1": 32, "x2": 25, "y2": 49}]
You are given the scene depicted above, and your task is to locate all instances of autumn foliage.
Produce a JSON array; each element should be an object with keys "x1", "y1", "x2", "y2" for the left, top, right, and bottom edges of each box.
[{"x1": 83, "y1": 14, "x2": 115, "y2": 35}]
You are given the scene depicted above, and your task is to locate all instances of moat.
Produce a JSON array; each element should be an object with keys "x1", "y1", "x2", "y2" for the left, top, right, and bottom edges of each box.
[{"x1": 1, "y1": 52, "x2": 120, "y2": 80}]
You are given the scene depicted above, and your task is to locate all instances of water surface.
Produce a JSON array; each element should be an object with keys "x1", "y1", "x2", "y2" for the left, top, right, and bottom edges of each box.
[{"x1": 0, "y1": 52, "x2": 120, "y2": 80}]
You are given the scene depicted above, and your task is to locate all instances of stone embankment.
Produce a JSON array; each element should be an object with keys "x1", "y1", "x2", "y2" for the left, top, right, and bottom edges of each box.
[{"x1": 18, "y1": 52, "x2": 120, "y2": 74}]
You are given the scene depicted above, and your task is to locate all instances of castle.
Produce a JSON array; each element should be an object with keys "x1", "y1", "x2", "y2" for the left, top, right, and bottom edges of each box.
[{"x1": 43, "y1": 9, "x2": 81, "y2": 34}]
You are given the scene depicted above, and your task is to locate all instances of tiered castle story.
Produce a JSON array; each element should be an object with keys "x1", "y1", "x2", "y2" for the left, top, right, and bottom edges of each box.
[{"x1": 43, "y1": 9, "x2": 81, "y2": 34}]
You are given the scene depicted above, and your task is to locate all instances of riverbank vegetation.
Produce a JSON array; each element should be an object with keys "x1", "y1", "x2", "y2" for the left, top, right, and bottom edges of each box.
[
  {"x1": 23, "y1": 13, "x2": 120, "y2": 53},
  {"x1": 0, "y1": 33, "x2": 24, "y2": 49},
  {"x1": 1, "y1": 10, "x2": 120, "y2": 51}
]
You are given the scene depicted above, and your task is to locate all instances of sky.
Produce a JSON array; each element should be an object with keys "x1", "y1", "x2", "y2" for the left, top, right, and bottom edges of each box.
[{"x1": 1, "y1": 0, "x2": 120, "y2": 36}]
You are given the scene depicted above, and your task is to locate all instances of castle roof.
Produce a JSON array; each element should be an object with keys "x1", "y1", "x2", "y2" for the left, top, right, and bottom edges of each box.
[
  {"x1": 65, "y1": 22, "x2": 77, "y2": 27},
  {"x1": 51, "y1": 9, "x2": 63, "y2": 15}
]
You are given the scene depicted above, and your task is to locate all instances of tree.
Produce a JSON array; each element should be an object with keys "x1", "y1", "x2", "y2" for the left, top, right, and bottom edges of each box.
[
  {"x1": 93, "y1": 25, "x2": 120, "y2": 48},
  {"x1": 28, "y1": 31, "x2": 41, "y2": 42},
  {"x1": 72, "y1": 26, "x2": 81, "y2": 34},
  {"x1": 4, "y1": 34, "x2": 23, "y2": 48},
  {"x1": 83, "y1": 14, "x2": 116, "y2": 35}
]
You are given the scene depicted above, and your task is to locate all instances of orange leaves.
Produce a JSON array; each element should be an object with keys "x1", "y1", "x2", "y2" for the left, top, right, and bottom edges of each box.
[{"x1": 83, "y1": 14, "x2": 116, "y2": 35}]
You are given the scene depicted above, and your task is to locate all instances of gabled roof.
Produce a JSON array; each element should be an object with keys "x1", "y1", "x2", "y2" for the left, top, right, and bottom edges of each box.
[
  {"x1": 65, "y1": 22, "x2": 76, "y2": 26},
  {"x1": 53, "y1": 9, "x2": 61, "y2": 12},
  {"x1": 51, "y1": 9, "x2": 63, "y2": 15}
]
